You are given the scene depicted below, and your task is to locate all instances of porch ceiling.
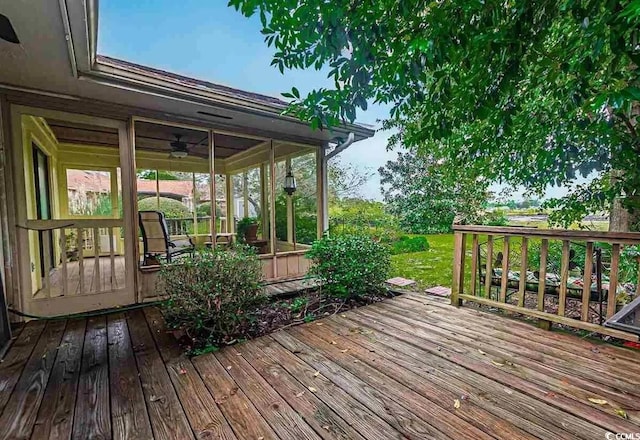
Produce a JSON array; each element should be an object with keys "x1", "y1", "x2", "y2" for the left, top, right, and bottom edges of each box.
[{"x1": 46, "y1": 118, "x2": 264, "y2": 160}]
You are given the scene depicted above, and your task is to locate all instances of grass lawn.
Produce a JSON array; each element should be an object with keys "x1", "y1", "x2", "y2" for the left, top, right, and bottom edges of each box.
[
  {"x1": 389, "y1": 220, "x2": 610, "y2": 290},
  {"x1": 390, "y1": 234, "x2": 456, "y2": 289}
]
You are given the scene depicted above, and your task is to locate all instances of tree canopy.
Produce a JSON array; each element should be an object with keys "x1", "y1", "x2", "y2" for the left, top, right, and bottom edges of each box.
[
  {"x1": 379, "y1": 151, "x2": 491, "y2": 233},
  {"x1": 229, "y1": 0, "x2": 640, "y2": 227}
]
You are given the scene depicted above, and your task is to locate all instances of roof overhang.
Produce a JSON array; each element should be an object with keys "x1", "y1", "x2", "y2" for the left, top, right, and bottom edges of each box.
[{"x1": 0, "y1": 0, "x2": 374, "y2": 146}]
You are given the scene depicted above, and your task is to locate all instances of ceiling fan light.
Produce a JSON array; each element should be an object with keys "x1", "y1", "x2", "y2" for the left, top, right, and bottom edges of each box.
[{"x1": 170, "y1": 150, "x2": 188, "y2": 159}]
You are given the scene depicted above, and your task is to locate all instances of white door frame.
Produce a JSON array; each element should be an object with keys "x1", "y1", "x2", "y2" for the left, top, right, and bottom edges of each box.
[{"x1": 10, "y1": 105, "x2": 137, "y2": 316}]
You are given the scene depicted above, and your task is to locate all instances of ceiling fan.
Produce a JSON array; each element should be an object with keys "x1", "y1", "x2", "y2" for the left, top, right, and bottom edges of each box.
[{"x1": 169, "y1": 134, "x2": 189, "y2": 159}]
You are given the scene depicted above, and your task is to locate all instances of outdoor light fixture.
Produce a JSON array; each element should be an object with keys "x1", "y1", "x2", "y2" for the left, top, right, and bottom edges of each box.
[
  {"x1": 283, "y1": 164, "x2": 297, "y2": 195},
  {"x1": 169, "y1": 134, "x2": 189, "y2": 159}
]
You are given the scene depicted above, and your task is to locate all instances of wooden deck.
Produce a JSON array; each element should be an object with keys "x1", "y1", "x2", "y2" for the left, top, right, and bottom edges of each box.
[
  {"x1": 36, "y1": 256, "x2": 127, "y2": 298},
  {"x1": 1, "y1": 292, "x2": 640, "y2": 439}
]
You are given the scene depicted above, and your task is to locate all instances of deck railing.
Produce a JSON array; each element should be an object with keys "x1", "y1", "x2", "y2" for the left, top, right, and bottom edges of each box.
[
  {"x1": 24, "y1": 218, "x2": 125, "y2": 298},
  {"x1": 451, "y1": 225, "x2": 640, "y2": 341}
]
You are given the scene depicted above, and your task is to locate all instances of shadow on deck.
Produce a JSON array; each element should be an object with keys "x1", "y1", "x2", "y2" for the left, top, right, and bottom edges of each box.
[{"x1": 1, "y1": 293, "x2": 639, "y2": 439}]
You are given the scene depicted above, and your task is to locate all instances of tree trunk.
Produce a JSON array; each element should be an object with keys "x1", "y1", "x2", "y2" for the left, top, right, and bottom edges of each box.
[{"x1": 609, "y1": 198, "x2": 630, "y2": 232}]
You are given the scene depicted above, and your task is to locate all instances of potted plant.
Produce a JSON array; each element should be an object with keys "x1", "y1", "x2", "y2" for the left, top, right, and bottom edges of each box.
[{"x1": 237, "y1": 217, "x2": 259, "y2": 242}]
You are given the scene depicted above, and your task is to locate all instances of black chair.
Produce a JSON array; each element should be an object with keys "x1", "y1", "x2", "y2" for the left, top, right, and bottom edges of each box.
[{"x1": 139, "y1": 210, "x2": 194, "y2": 263}]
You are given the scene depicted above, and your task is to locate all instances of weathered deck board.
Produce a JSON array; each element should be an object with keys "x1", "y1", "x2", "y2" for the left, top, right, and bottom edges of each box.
[
  {"x1": 144, "y1": 308, "x2": 237, "y2": 440},
  {"x1": 126, "y1": 310, "x2": 194, "y2": 440},
  {"x1": 0, "y1": 294, "x2": 638, "y2": 439},
  {"x1": 107, "y1": 313, "x2": 153, "y2": 440},
  {"x1": 0, "y1": 320, "x2": 66, "y2": 439},
  {"x1": 0, "y1": 320, "x2": 46, "y2": 415},
  {"x1": 192, "y1": 353, "x2": 279, "y2": 440},
  {"x1": 31, "y1": 319, "x2": 86, "y2": 440},
  {"x1": 72, "y1": 316, "x2": 111, "y2": 440}
]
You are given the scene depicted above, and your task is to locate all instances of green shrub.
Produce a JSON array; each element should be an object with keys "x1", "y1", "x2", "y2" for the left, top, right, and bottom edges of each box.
[
  {"x1": 307, "y1": 234, "x2": 390, "y2": 299},
  {"x1": 138, "y1": 196, "x2": 190, "y2": 218},
  {"x1": 480, "y1": 210, "x2": 509, "y2": 226},
  {"x1": 195, "y1": 202, "x2": 223, "y2": 218},
  {"x1": 160, "y1": 245, "x2": 265, "y2": 347},
  {"x1": 391, "y1": 235, "x2": 430, "y2": 254}
]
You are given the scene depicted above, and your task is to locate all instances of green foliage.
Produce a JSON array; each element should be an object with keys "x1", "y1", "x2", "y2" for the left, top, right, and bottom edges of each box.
[
  {"x1": 275, "y1": 194, "x2": 318, "y2": 245},
  {"x1": 481, "y1": 210, "x2": 510, "y2": 227},
  {"x1": 289, "y1": 296, "x2": 308, "y2": 314},
  {"x1": 379, "y1": 151, "x2": 489, "y2": 233},
  {"x1": 195, "y1": 202, "x2": 222, "y2": 218},
  {"x1": 236, "y1": 216, "x2": 259, "y2": 242},
  {"x1": 391, "y1": 235, "x2": 430, "y2": 255},
  {"x1": 230, "y1": 0, "x2": 640, "y2": 226},
  {"x1": 389, "y1": 234, "x2": 462, "y2": 289},
  {"x1": 138, "y1": 197, "x2": 190, "y2": 219},
  {"x1": 329, "y1": 198, "x2": 400, "y2": 242},
  {"x1": 160, "y1": 246, "x2": 265, "y2": 347},
  {"x1": 307, "y1": 234, "x2": 390, "y2": 299},
  {"x1": 137, "y1": 170, "x2": 180, "y2": 180}
]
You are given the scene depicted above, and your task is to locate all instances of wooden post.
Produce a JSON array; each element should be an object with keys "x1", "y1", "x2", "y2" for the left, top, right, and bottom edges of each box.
[
  {"x1": 607, "y1": 244, "x2": 620, "y2": 318},
  {"x1": 225, "y1": 174, "x2": 234, "y2": 234},
  {"x1": 242, "y1": 171, "x2": 249, "y2": 218},
  {"x1": 518, "y1": 237, "x2": 528, "y2": 307},
  {"x1": 317, "y1": 145, "x2": 328, "y2": 238},
  {"x1": 209, "y1": 131, "x2": 216, "y2": 246},
  {"x1": 285, "y1": 157, "x2": 294, "y2": 244},
  {"x1": 122, "y1": 118, "x2": 138, "y2": 302},
  {"x1": 470, "y1": 234, "x2": 479, "y2": 296},
  {"x1": 581, "y1": 242, "x2": 594, "y2": 321},
  {"x1": 537, "y1": 239, "x2": 548, "y2": 312},
  {"x1": 451, "y1": 231, "x2": 466, "y2": 306},
  {"x1": 484, "y1": 235, "x2": 493, "y2": 298},
  {"x1": 269, "y1": 141, "x2": 276, "y2": 255},
  {"x1": 499, "y1": 237, "x2": 510, "y2": 303},
  {"x1": 558, "y1": 240, "x2": 570, "y2": 316},
  {"x1": 260, "y1": 164, "x2": 268, "y2": 240}
]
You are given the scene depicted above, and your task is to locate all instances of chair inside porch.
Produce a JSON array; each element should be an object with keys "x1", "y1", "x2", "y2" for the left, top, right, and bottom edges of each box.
[{"x1": 1, "y1": 292, "x2": 639, "y2": 439}]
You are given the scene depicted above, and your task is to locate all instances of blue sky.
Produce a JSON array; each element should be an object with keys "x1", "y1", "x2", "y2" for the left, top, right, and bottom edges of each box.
[{"x1": 98, "y1": 0, "x2": 396, "y2": 200}]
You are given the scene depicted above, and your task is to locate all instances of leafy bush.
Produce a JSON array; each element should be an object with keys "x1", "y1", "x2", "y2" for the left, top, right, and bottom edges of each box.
[
  {"x1": 195, "y1": 202, "x2": 223, "y2": 218},
  {"x1": 480, "y1": 210, "x2": 509, "y2": 226},
  {"x1": 307, "y1": 234, "x2": 390, "y2": 299},
  {"x1": 139, "y1": 196, "x2": 190, "y2": 218},
  {"x1": 160, "y1": 245, "x2": 265, "y2": 347},
  {"x1": 236, "y1": 217, "x2": 259, "y2": 242},
  {"x1": 391, "y1": 235, "x2": 430, "y2": 254}
]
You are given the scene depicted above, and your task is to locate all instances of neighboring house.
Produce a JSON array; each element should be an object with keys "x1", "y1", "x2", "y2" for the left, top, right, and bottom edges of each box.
[{"x1": 0, "y1": 0, "x2": 374, "y2": 326}]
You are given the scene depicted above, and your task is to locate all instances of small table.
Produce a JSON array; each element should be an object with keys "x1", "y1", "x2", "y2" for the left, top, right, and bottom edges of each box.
[{"x1": 205, "y1": 233, "x2": 237, "y2": 248}]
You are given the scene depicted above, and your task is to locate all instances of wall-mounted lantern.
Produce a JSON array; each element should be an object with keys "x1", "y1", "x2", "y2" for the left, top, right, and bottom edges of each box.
[{"x1": 284, "y1": 164, "x2": 297, "y2": 195}]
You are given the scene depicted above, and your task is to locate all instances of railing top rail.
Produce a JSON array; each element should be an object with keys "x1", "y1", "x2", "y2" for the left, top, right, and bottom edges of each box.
[
  {"x1": 24, "y1": 218, "x2": 124, "y2": 229},
  {"x1": 453, "y1": 225, "x2": 640, "y2": 244}
]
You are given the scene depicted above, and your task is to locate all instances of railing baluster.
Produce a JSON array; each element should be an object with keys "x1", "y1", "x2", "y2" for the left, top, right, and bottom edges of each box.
[
  {"x1": 60, "y1": 228, "x2": 68, "y2": 296},
  {"x1": 109, "y1": 226, "x2": 116, "y2": 290},
  {"x1": 77, "y1": 227, "x2": 84, "y2": 294},
  {"x1": 470, "y1": 234, "x2": 479, "y2": 296},
  {"x1": 500, "y1": 237, "x2": 510, "y2": 303},
  {"x1": 484, "y1": 235, "x2": 493, "y2": 298},
  {"x1": 518, "y1": 237, "x2": 528, "y2": 307},
  {"x1": 558, "y1": 240, "x2": 570, "y2": 316},
  {"x1": 42, "y1": 231, "x2": 51, "y2": 298},
  {"x1": 451, "y1": 225, "x2": 640, "y2": 341},
  {"x1": 607, "y1": 243, "x2": 620, "y2": 319},
  {"x1": 93, "y1": 227, "x2": 101, "y2": 293},
  {"x1": 537, "y1": 239, "x2": 548, "y2": 311},
  {"x1": 451, "y1": 232, "x2": 466, "y2": 306},
  {"x1": 581, "y1": 242, "x2": 594, "y2": 321}
]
